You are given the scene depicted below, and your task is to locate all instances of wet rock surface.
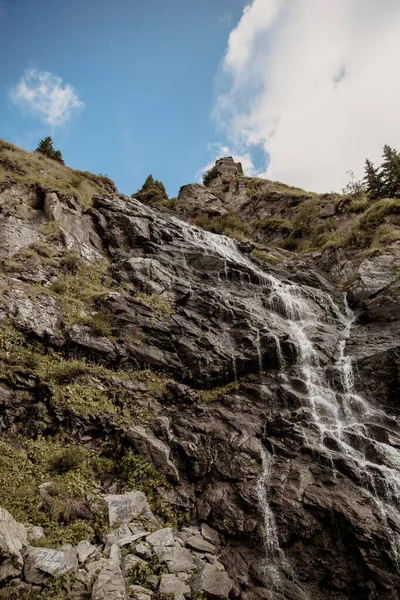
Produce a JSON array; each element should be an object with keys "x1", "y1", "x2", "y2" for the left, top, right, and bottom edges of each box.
[{"x1": 0, "y1": 170, "x2": 400, "y2": 600}]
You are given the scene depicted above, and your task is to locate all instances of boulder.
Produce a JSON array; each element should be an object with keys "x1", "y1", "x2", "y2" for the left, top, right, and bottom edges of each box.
[
  {"x1": 146, "y1": 527, "x2": 175, "y2": 547},
  {"x1": 185, "y1": 536, "x2": 218, "y2": 555},
  {"x1": 91, "y1": 564, "x2": 126, "y2": 600},
  {"x1": 154, "y1": 546, "x2": 196, "y2": 573},
  {"x1": 121, "y1": 554, "x2": 147, "y2": 577},
  {"x1": 159, "y1": 573, "x2": 191, "y2": 600},
  {"x1": 190, "y1": 564, "x2": 233, "y2": 599},
  {"x1": 76, "y1": 540, "x2": 97, "y2": 564},
  {"x1": 24, "y1": 545, "x2": 78, "y2": 585},
  {"x1": 200, "y1": 524, "x2": 220, "y2": 546},
  {"x1": 104, "y1": 491, "x2": 158, "y2": 528},
  {"x1": 0, "y1": 506, "x2": 28, "y2": 581}
]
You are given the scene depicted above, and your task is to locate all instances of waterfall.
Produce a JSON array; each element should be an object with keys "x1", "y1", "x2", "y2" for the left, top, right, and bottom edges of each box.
[{"x1": 166, "y1": 218, "x2": 400, "y2": 582}]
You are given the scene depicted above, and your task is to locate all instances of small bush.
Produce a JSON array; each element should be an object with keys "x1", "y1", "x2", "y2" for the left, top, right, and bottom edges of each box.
[
  {"x1": 134, "y1": 175, "x2": 169, "y2": 206},
  {"x1": 88, "y1": 311, "x2": 113, "y2": 336},
  {"x1": 48, "y1": 359, "x2": 90, "y2": 384},
  {"x1": 49, "y1": 448, "x2": 85, "y2": 474},
  {"x1": 40, "y1": 221, "x2": 64, "y2": 243},
  {"x1": 202, "y1": 164, "x2": 218, "y2": 186},
  {"x1": 60, "y1": 252, "x2": 81, "y2": 273},
  {"x1": 281, "y1": 237, "x2": 299, "y2": 251}
]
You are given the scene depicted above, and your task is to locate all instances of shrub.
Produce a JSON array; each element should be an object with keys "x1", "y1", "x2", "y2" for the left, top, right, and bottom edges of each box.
[
  {"x1": 359, "y1": 198, "x2": 400, "y2": 229},
  {"x1": 134, "y1": 175, "x2": 169, "y2": 206},
  {"x1": 60, "y1": 252, "x2": 81, "y2": 273},
  {"x1": 88, "y1": 311, "x2": 113, "y2": 336},
  {"x1": 291, "y1": 197, "x2": 320, "y2": 238},
  {"x1": 202, "y1": 164, "x2": 218, "y2": 186},
  {"x1": 49, "y1": 448, "x2": 85, "y2": 474},
  {"x1": 47, "y1": 359, "x2": 90, "y2": 384}
]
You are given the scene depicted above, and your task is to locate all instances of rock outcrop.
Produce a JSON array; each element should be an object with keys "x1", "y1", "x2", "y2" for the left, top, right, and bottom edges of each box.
[{"x1": 1, "y1": 142, "x2": 400, "y2": 600}]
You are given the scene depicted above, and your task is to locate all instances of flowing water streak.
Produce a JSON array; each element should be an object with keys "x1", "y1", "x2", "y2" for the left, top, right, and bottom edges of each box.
[
  {"x1": 256, "y1": 445, "x2": 286, "y2": 590},
  {"x1": 170, "y1": 218, "x2": 400, "y2": 570}
]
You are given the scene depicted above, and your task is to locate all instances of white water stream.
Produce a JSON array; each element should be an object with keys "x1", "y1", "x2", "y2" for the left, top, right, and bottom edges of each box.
[{"x1": 168, "y1": 218, "x2": 400, "y2": 585}]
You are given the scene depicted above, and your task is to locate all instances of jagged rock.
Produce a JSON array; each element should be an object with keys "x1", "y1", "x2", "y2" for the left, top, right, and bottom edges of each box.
[
  {"x1": 26, "y1": 525, "x2": 45, "y2": 543},
  {"x1": 154, "y1": 546, "x2": 196, "y2": 573},
  {"x1": 68, "y1": 324, "x2": 115, "y2": 355},
  {"x1": 128, "y1": 584, "x2": 153, "y2": 600},
  {"x1": 2, "y1": 289, "x2": 64, "y2": 342},
  {"x1": 0, "y1": 507, "x2": 28, "y2": 581},
  {"x1": 104, "y1": 492, "x2": 158, "y2": 527},
  {"x1": 175, "y1": 184, "x2": 227, "y2": 220},
  {"x1": 2, "y1": 152, "x2": 400, "y2": 600},
  {"x1": 24, "y1": 545, "x2": 78, "y2": 585},
  {"x1": 159, "y1": 573, "x2": 191, "y2": 600},
  {"x1": 146, "y1": 527, "x2": 175, "y2": 547},
  {"x1": 200, "y1": 524, "x2": 220, "y2": 546},
  {"x1": 91, "y1": 563, "x2": 126, "y2": 600},
  {"x1": 126, "y1": 426, "x2": 180, "y2": 483},
  {"x1": 134, "y1": 542, "x2": 152, "y2": 559},
  {"x1": 205, "y1": 555, "x2": 225, "y2": 571},
  {"x1": 44, "y1": 191, "x2": 63, "y2": 221},
  {"x1": 185, "y1": 536, "x2": 218, "y2": 555},
  {"x1": 349, "y1": 253, "x2": 400, "y2": 301},
  {"x1": 121, "y1": 554, "x2": 147, "y2": 577},
  {"x1": 77, "y1": 540, "x2": 97, "y2": 564},
  {"x1": 190, "y1": 564, "x2": 233, "y2": 599}
]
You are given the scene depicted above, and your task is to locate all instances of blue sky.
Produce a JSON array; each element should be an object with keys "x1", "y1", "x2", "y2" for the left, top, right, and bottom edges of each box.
[
  {"x1": 3, "y1": 1, "x2": 400, "y2": 196},
  {"x1": 0, "y1": 0, "x2": 248, "y2": 197}
]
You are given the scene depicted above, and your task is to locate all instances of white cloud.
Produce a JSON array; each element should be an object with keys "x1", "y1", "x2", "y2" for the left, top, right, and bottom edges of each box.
[
  {"x1": 214, "y1": 0, "x2": 400, "y2": 193},
  {"x1": 11, "y1": 69, "x2": 84, "y2": 129},
  {"x1": 196, "y1": 142, "x2": 257, "y2": 182}
]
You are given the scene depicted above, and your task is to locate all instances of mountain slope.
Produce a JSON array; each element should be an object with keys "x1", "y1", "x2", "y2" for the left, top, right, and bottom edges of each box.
[{"x1": 0, "y1": 142, "x2": 399, "y2": 599}]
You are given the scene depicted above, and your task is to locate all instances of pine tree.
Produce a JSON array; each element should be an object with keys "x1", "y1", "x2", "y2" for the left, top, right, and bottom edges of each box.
[
  {"x1": 363, "y1": 159, "x2": 384, "y2": 199},
  {"x1": 381, "y1": 145, "x2": 400, "y2": 198},
  {"x1": 134, "y1": 174, "x2": 169, "y2": 206},
  {"x1": 35, "y1": 136, "x2": 64, "y2": 164}
]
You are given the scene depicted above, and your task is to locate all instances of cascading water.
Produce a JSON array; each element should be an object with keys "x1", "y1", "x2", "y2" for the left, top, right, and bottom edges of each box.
[{"x1": 165, "y1": 217, "x2": 400, "y2": 587}]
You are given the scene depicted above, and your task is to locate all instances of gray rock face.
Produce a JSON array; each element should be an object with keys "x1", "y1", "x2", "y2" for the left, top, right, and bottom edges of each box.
[
  {"x1": 190, "y1": 564, "x2": 233, "y2": 599},
  {"x1": 1, "y1": 174, "x2": 400, "y2": 600},
  {"x1": 0, "y1": 506, "x2": 28, "y2": 581}
]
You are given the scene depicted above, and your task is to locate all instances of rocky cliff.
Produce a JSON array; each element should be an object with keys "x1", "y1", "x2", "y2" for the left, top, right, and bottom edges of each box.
[{"x1": 0, "y1": 141, "x2": 400, "y2": 600}]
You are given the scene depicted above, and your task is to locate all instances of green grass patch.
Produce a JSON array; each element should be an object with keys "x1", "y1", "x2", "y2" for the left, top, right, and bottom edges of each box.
[
  {"x1": 251, "y1": 249, "x2": 283, "y2": 264},
  {"x1": 193, "y1": 212, "x2": 251, "y2": 241},
  {"x1": 0, "y1": 139, "x2": 116, "y2": 209},
  {"x1": 134, "y1": 293, "x2": 174, "y2": 317},
  {"x1": 255, "y1": 217, "x2": 292, "y2": 232}
]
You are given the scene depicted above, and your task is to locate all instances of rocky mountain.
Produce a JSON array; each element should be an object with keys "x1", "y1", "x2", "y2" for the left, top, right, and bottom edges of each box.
[{"x1": 0, "y1": 140, "x2": 400, "y2": 600}]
